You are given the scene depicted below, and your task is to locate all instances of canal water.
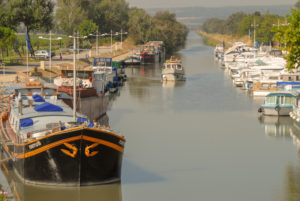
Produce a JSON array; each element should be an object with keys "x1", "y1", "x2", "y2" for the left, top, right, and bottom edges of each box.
[
  {"x1": 1, "y1": 32, "x2": 300, "y2": 201},
  {"x1": 109, "y1": 32, "x2": 300, "y2": 201}
]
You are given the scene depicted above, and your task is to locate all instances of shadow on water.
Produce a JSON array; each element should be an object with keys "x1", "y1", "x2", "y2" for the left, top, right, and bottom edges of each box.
[{"x1": 122, "y1": 159, "x2": 165, "y2": 184}]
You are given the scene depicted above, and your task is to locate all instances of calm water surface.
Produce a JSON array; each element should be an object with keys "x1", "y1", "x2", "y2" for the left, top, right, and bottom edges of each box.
[
  {"x1": 2, "y1": 32, "x2": 300, "y2": 201},
  {"x1": 109, "y1": 32, "x2": 300, "y2": 201}
]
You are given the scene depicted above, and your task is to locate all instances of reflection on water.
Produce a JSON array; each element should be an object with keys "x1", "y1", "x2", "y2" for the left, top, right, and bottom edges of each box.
[
  {"x1": 285, "y1": 165, "x2": 300, "y2": 201},
  {"x1": 258, "y1": 116, "x2": 294, "y2": 138},
  {"x1": 0, "y1": 168, "x2": 122, "y2": 201}
]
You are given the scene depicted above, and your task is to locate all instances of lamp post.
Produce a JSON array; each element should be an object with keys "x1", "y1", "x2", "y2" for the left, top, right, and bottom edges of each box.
[
  {"x1": 251, "y1": 19, "x2": 259, "y2": 47},
  {"x1": 69, "y1": 33, "x2": 87, "y2": 121},
  {"x1": 39, "y1": 31, "x2": 62, "y2": 82},
  {"x1": 120, "y1": 29, "x2": 128, "y2": 49},
  {"x1": 89, "y1": 30, "x2": 106, "y2": 56}
]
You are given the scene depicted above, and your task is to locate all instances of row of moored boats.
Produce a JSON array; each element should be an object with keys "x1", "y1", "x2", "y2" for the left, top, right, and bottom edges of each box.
[{"x1": 214, "y1": 42, "x2": 300, "y2": 123}]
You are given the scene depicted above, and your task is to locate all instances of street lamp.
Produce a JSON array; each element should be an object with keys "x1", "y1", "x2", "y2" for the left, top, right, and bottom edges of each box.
[
  {"x1": 89, "y1": 30, "x2": 107, "y2": 56},
  {"x1": 68, "y1": 33, "x2": 87, "y2": 121},
  {"x1": 39, "y1": 31, "x2": 62, "y2": 82},
  {"x1": 119, "y1": 29, "x2": 128, "y2": 49},
  {"x1": 108, "y1": 30, "x2": 121, "y2": 53},
  {"x1": 251, "y1": 19, "x2": 259, "y2": 47}
]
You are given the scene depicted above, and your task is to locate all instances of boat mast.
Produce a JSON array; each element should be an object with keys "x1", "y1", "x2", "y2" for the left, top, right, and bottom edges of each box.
[{"x1": 73, "y1": 33, "x2": 77, "y2": 122}]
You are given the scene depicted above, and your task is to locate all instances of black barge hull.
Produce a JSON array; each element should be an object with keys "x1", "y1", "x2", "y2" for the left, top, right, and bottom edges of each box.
[{"x1": 1, "y1": 125, "x2": 125, "y2": 186}]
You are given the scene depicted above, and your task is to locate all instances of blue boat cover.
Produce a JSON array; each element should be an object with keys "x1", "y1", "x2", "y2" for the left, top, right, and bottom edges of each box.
[
  {"x1": 20, "y1": 118, "x2": 33, "y2": 127},
  {"x1": 77, "y1": 117, "x2": 89, "y2": 122},
  {"x1": 88, "y1": 122, "x2": 94, "y2": 127},
  {"x1": 277, "y1": 82, "x2": 300, "y2": 86},
  {"x1": 32, "y1": 94, "x2": 45, "y2": 102},
  {"x1": 34, "y1": 102, "x2": 63, "y2": 112}
]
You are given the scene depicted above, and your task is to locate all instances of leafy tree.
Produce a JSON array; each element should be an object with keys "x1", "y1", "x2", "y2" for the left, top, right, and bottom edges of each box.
[
  {"x1": 152, "y1": 11, "x2": 188, "y2": 52},
  {"x1": 79, "y1": 20, "x2": 98, "y2": 37},
  {"x1": 91, "y1": 0, "x2": 129, "y2": 33},
  {"x1": 223, "y1": 12, "x2": 246, "y2": 35},
  {"x1": 128, "y1": 8, "x2": 152, "y2": 44},
  {"x1": 202, "y1": 18, "x2": 225, "y2": 34},
  {"x1": 0, "y1": 27, "x2": 15, "y2": 60},
  {"x1": 7, "y1": 0, "x2": 54, "y2": 55},
  {"x1": 284, "y1": 8, "x2": 300, "y2": 70},
  {"x1": 56, "y1": 0, "x2": 86, "y2": 35},
  {"x1": 295, "y1": 0, "x2": 300, "y2": 9}
]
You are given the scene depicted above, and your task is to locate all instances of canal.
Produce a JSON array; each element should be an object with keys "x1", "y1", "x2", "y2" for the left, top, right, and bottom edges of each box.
[
  {"x1": 2, "y1": 32, "x2": 300, "y2": 201},
  {"x1": 109, "y1": 32, "x2": 300, "y2": 201}
]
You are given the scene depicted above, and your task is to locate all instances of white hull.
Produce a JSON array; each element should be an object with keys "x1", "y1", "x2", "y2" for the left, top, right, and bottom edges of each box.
[{"x1": 262, "y1": 106, "x2": 293, "y2": 116}]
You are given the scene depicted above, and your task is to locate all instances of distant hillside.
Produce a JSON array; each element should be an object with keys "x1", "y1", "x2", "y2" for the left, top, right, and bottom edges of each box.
[{"x1": 146, "y1": 5, "x2": 292, "y2": 28}]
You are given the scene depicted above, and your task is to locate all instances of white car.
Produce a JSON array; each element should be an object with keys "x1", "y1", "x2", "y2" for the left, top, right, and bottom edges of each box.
[{"x1": 34, "y1": 50, "x2": 55, "y2": 59}]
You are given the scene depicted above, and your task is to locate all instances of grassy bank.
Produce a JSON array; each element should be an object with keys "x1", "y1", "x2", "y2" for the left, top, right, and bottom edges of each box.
[{"x1": 198, "y1": 31, "x2": 252, "y2": 47}]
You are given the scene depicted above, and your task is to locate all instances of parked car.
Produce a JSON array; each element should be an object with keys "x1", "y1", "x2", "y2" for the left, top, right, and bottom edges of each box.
[{"x1": 34, "y1": 50, "x2": 55, "y2": 59}]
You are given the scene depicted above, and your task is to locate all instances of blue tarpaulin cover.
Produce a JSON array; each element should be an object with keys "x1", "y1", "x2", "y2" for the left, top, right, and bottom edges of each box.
[
  {"x1": 34, "y1": 102, "x2": 63, "y2": 112},
  {"x1": 20, "y1": 118, "x2": 33, "y2": 127},
  {"x1": 277, "y1": 82, "x2": 300, "y2": 86},
  {"x1": 77, "y1": 117, "x2": 89, "y2": 122},
  {"x1": 32, "y1": 94, "x2": 45, "y2": 102}
]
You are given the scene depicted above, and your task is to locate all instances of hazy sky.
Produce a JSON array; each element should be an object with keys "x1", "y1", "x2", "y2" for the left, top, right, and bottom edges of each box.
[{"x1": 126, "y1": 0, "x2": 297, "y2": 8}]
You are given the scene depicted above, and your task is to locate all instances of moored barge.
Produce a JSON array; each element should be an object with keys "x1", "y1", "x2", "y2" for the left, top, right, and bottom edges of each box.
[{"x1": 0, "y1": 81, "x2": 125, "y2": 186}]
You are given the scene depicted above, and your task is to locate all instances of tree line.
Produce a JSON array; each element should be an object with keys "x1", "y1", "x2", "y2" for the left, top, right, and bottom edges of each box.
[
  {"x1": 201, "y1": 11, "x2": 285, "y2": 45},
  {"x1": 0, "y1": 0, "x2": 188, "y2": 59}
]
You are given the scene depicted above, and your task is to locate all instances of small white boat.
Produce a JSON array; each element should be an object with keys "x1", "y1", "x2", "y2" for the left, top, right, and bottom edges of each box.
[
  {"x1": 161, "y1": 57, "x2": 185, "y2": 81},
  {"x1": 258, "y1": 91, "x2": 299, "y2": 116}
]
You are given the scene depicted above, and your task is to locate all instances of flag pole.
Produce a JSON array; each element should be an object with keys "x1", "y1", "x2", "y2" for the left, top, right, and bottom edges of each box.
[{"x1": 26, "y1": 28, "x2": 29, "y2": 77}]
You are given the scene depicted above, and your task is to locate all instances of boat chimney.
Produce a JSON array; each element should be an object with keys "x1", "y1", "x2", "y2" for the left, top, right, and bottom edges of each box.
[{"x1": 18, "y1": 93, "x2": 22, "y2": 115}]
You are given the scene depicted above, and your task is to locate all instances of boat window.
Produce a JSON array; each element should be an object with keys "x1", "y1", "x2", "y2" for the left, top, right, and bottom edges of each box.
[
  {"x1": 296, "y1": 76, "x2": 299, "y2": 81},
  {"x1": 266, "y1": 96, "x2": 276, "y2": 104},
  {"x1": 31, "y1": 89, "x2": 41, "y2": 95},
  {"x1": 44, "y1": 89, "x2": 54, "y2": 96},
  {"x1": 278, "y1": 96, "x2": 285, "y2": 104},
  {"x1": 77, "y1": 72, "x2": 90, "y2": 79},
  {"x1": 20, "y1": 89, "x2": 29, "y2": 95},
  {"x1": 288, "y1": 77, "x2": 292, "y2": 81},
  {"x1": 176, "y1": 65, "x2": 182, "y2": 70},
  {"x1": 285, "y1": 96, "x2": 295, "y2": 105},
  {"x1": 270, "y1": 84, "x2": 277, "y2": 88},
  {"x1": 261, "y1": 84, "x2": 270, "y2": 89}
]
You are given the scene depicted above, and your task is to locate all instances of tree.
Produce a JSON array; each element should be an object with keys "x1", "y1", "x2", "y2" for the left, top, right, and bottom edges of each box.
[
  {"x1": 79, "y1": 20, "x2": 98, "y2": 37},
  {"x1": 0, "y1": 27, "x2": 15, "y2": 60},
  {"x1": 152, "y1": 11, "x2": 188, "y2": 52},
  {"x1": 56, "y1": 0, "x2": 86, "y2": 35},
  {"x1": 8, "y1": 0, "x2": 54, "y2": 55},
  {"x1": 128, "y1": 8, "x2": 152, "y2": 44},
  {"x1": 284, "y1": 8, "x2": 300, "y2": 70},
  {"x1": 91, "y1": 0, "x2": 129, "y2": 33},
  {"x1": 295, "y1": 0, "x2": 300, "y2": 9}
]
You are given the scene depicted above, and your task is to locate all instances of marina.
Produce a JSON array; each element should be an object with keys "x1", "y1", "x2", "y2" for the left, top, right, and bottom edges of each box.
[
  {"x1": 0, "y1": 30, "x2": 299, "y2": 201},
  {"x1": 0, "y1": 0, "x2": 299, "y2": 199}
]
